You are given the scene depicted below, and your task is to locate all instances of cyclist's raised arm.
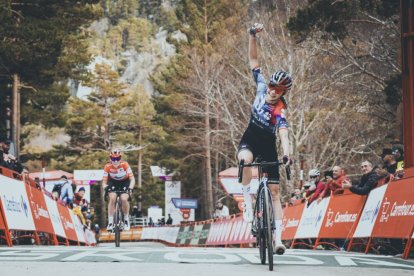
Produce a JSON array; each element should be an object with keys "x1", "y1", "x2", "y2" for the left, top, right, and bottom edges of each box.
[{"x1": 248, "y1": 23, "x2": 263, "y2": 70}]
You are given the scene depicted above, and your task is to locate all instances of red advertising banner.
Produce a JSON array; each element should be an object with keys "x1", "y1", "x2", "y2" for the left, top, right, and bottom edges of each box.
[
  {"x1": 0, "y1": 203, "x2": 6, "y2": 230},
  {"x1": 282, "y1": 202, "x2": 305, "y2": 240},
  {"x1": 372, "y1": 178, "x2": 414, "y2": 238},
  {"x1": 56, "y1": 203, "x2": 78, "y2": 242},
  {"x1": 25, "y1": 185, "x2": 55, "y2": 234},
  {"x1": 226, "y1": 216, "x2": 255, "y2": 244},
  {"x1": 318, "y1": 191, "x2": 366, "y2": 239},
  {"x1": 206, "y1": 218, "x2": 234, "y2": 245}
]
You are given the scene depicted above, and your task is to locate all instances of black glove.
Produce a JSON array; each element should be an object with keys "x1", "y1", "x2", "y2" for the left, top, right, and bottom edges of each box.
[
  {"x1": 249, "y1": 23, "x2": 264, "y2": 35},
  {"x1": 283, "y1": 155, "x2": 292, "y2": 165},
  {"x1": 103, "y1": 186, "x2": 109, "y2": 198}
]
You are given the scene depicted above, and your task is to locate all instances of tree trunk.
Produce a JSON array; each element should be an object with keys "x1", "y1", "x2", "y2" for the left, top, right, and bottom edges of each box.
[
  {"x1": 12, "y1": 74, "x2": 20, "y2": 158},
  {"x1": 203, "y1": 0, "x2": 213, "y2": 219},
  {"x1": 137, "y1": 129, "x2": 143, "y2": 213}
]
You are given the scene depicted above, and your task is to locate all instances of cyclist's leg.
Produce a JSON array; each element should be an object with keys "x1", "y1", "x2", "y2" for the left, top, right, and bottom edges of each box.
[
  {"x1": 120, "y1": 179, "x2": 131, "y2": 230},
  {"x1": 238, "y1": 128, "x2": 257, "y2": 222},
  {"x1": 263, "y1": 145, "x2": 286, "y2": 254},
  {"x1": 237, "y1": 147, "x2": 254, "y2": 222},
  {"x1": 107, "y1": 180, "x2": 117, "y2": 229}
]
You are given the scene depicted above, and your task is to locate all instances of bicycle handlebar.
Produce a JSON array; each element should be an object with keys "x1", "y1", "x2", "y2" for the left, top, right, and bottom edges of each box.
[{"x1": 238, "y1": 159, "x2": 291, "y2": 183}]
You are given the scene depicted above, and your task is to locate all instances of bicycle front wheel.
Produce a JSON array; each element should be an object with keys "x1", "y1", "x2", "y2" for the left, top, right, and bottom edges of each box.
[
  {"x1": 264, "y1": 187, "x2": 274, "y2": 271},
  {"x1": 114, "y1": 197, "x2": 121, "y2": 247}
]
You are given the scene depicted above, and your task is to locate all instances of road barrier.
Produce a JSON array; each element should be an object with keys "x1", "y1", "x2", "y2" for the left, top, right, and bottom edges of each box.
[
  {"x1": 2, "y1": 164, "x2": 412, "y2": 258},
  {"x1": 102, "y1": 168, "x2": 413, "y2": 259},
  {"x1": 0, "y1": 167, "x2": 96, "y2": 246}
]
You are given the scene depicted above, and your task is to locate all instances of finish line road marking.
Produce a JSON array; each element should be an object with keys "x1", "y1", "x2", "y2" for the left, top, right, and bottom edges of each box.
[{"x1": 0, "y1": 246, "x2": 412, "y2": 269}]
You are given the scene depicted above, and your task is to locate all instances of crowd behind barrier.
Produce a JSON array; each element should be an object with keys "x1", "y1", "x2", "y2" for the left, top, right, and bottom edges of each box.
[
  {"x1": 99, "y1": 168, "x2": 414, "y2": 259},
  {"x1": 0, "y1": 166, "x2": 96, "y2": 246}
]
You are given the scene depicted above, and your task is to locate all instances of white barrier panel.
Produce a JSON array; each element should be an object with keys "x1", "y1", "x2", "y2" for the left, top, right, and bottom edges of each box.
[
  {"x1": 85, "y1": 229, "x2": 97, "y2": 244},
  {"x1": 0, "y1": 175, "x2": 35, "y2": 231},
  {"x1": 295, "y1": 197, "x2": 330, "y2": 239},
  {"x1": 141, "y1": 227, "x2": 156, "y2": 240},
  {"x1": 44, "y1": 195, "x2": 66, "y2": 238},
  {"x1": 164, "y1": 227, "x2": 180, "y2": 243},
  {"x1": 353, "y1": 184, "x2": 387, "y2": 238},
  {"x1": 69, "y1": 209, "x2": 86, "y2": 243}
]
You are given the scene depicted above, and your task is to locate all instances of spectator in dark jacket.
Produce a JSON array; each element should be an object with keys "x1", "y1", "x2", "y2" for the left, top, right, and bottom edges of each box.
[
  {"x1": 381, "y1": 148, "x2": 397, "y2": 174},
  {"x1": 342, "y1": 161, "x2": 379, "y2": 195},
  {"x1": 1, "y1": 140, "x2": 23, "y2": 173}
]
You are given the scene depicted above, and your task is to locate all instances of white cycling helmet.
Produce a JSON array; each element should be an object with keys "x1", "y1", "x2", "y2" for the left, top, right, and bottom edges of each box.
[
  {"x1": 308, "y1": 169, "x2": 320, "y2": 177},
  {"x1": 269, "y1": 70, "x2": 293, "y2": 91}
]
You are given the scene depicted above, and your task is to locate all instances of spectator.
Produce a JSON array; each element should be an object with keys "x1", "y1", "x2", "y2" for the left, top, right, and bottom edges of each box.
[
  {"x1": 213, "y1": 201, "x2": 230, "y2": 218},
  {"x1": 59, "y1": 175, "x2": 74, "y2": 207},
  {"x1": 85, "y1": 207, "x2": 95, "y2": 229},
  {"x1": 319, "y1": 166, "x2": 349, "y2": 199},
  {"x1": 51, "y1": 183, "x2": 62, "y2": 201},
  {"x1": 34, "y1": 177, "x2": 41, "y2": 190},
  {"x1": 381, "y1": 148, "x2": 397, "y2": 174},
  {"x1": 148, "y1": 217, "x2": 154, "y2": 226},
  {"x1": 292, "y1": 188, "x2": 304, "y2": 200},
  {"x1": 305, "y1": 169, "x2": 326, "y2": 207},
  {"x1": 1, "y1": 140, "x2": 23, "y2": 173},
  {"x1": 131, "y1": 205, "x2": 140, "y2": 217},
  {"x1": 342, "y1": 161, "x2": 380, "y2": 195},
  {"x1": 74, "y1": 187, "x2": 88, "y2": 208},
  {"x1": 392, "y1": 146, "x2": 404, "y2": 179},
  {"x1": 166, "y1": 213, "x2": 173, "y2": 225},
  {"x1": 22, "y1": 166, "x2": 30, "y2": 184},
  {"x1": 94, "y1": 224, "x2": 100, "y2": 243}
]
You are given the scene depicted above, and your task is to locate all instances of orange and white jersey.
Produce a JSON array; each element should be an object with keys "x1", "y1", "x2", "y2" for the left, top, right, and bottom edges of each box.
[{"x1": 103, "y1": 161, "x2": 133, "y2": 181}]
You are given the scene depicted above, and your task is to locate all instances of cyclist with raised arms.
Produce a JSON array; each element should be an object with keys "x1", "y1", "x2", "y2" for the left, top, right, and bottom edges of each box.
[
  {"x1": 238, "y1": 23, "x2": 292, "y2": 255},
  {"x1": 103, "y1": 149, "x2": 135, "y2": 231}
]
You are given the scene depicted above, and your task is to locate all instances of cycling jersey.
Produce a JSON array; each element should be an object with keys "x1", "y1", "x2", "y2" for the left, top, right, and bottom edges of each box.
[
  {"x1": 250, "y1": 67, "x2": 288, "y2": 135},
  {"x1": 103, "y1": 161, "x2": 133, "y2": 181}
]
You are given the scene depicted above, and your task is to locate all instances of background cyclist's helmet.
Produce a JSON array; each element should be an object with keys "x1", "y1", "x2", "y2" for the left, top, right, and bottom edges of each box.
[
  {"x1": 308, "y1": 169, "x2": 320, "y2": 177},
  {"x1": 269, "y1": 70, "x2": 293, "y2": 92},
  {"x1": 110, "y1": 149, "x2": 122, "y2": 162}
]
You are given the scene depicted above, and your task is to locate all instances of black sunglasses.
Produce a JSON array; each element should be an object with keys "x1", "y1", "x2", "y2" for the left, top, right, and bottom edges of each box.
[{"x1": 111, "y1": 156, "x2": 121, "y2": 162}]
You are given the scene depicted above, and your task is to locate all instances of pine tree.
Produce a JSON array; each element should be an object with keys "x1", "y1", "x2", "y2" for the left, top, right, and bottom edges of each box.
[{"x1": 153, "y1": 0, "x2": 248, "y2": 218}]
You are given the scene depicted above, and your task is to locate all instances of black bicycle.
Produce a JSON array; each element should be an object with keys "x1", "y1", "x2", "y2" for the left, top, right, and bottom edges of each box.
[
  {"x1": 238, "y1": 159, "x2": 290, "y2": 271},
  {"x1": 113, "y1": 190, "x2": 125, "y2": 247},
  {"x1": 105, "y1": 189, "x2": 128, "y2": 247}
]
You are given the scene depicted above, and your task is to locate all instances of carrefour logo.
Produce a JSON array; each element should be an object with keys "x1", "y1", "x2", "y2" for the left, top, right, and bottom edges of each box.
[
  {"x1": 21, "y1": 195, "x2": 29, "y2": 217},
  {"x1": 360, "y1": 201, "x2": 381, "y2": 223},
  {"x1": 3, "y1": 195, "x2": 29, "y2": 217}
]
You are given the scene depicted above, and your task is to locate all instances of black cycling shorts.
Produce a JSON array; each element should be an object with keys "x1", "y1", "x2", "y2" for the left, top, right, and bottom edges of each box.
[
  {"x1": 107, "y1": 178, "x2": 130, "y2": 193},
  {"x1": 238, "y1": 123, "x2": 280, "y2": 184}
]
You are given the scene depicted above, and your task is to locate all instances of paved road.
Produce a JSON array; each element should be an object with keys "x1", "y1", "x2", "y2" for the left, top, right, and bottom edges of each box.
[{"x1": 1, "y1": 242, "x2": 413, "y2": 276}]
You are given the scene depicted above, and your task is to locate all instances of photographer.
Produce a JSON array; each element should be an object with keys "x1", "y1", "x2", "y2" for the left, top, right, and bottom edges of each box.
[{"x1": 305, "y1": 169, "x2": 326, "y2": 207}]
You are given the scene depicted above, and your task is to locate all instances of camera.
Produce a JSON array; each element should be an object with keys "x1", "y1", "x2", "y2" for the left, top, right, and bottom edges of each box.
[{"x1": 303, "y1": 181, "x2": 312, "y2": 189}]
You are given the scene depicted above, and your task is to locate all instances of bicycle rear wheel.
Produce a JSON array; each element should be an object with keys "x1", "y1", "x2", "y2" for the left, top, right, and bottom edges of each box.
[
  {"x1": 258, "y1": 231, "x2": 266, "y2": 264},
  {"x1": 114, "y1": 197, "x2": 121, "y2": 247},
  {"x1": 264, "y1": 187, "x2": 274, "y2": 271}
]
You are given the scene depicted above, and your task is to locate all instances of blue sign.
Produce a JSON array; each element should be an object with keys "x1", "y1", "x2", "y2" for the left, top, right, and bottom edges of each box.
[{"x1": 171, "y1": 198, "x2": 198, "y2": 209}]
